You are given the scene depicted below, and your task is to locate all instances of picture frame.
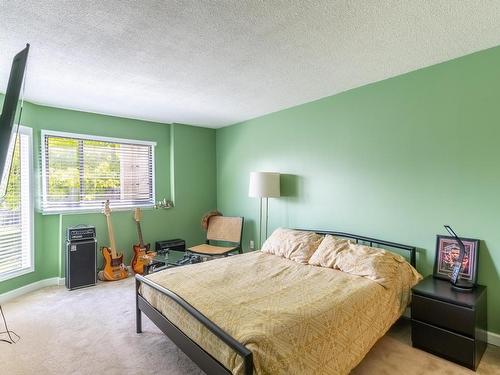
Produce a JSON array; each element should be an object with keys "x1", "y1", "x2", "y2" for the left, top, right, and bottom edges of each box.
[{"x1": 433, "y1": 235, "x2": 480, "y2": 284}]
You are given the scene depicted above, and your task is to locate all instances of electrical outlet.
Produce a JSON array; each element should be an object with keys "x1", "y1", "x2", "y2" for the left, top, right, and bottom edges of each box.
[{"x1": 249, "y1": 240, "x2": 255, "y2": 250}]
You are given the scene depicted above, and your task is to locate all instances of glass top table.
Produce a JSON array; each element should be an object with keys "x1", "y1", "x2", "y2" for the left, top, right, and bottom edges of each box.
[
  {"x1": 153, "y1": 250, "x2": 186, "y2": 265},
  {"x1": 143, "y1": 250, "x2": 206, "y2": 274}
]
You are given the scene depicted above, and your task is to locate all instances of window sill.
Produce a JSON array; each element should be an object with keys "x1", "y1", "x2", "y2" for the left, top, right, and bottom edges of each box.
[{"x1": 40, "y1": 203, "x2": 156, "y2": 215}]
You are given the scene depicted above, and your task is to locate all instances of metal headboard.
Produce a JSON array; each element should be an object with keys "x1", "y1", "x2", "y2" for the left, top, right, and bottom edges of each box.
[{"x1": 298, "y1": 229, "x2": 417, "y2": 268}]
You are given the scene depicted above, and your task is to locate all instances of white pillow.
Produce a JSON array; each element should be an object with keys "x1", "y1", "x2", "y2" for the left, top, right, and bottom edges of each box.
[
  {"x1": 308, "y1": 235, "x2": 351, "y2": 267},
  {"x1": 310, "y1": 237, "x2": 422, "y2": 288},
  {"x1": 261, "y1": 228, "x2": 324, "y2": 264}
]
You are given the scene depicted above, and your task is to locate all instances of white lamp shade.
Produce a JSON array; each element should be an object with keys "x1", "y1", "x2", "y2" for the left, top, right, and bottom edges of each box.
[{"x1": 248, "y1": 172, "x2": 280, "y2": 198}]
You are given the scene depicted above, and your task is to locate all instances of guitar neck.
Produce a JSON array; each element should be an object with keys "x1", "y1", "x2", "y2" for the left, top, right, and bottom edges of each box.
[
  {"x1": 136, "y1": 221, "x2": 145, "y2": 248},
  {"x1": 106, "y1": 213, "x2": 118, "y2": 258}
]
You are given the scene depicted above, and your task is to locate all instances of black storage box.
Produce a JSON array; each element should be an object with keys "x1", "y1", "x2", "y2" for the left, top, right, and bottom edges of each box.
[{"x1": 155, "y1": 238, "x2": 186, "y2": 254}]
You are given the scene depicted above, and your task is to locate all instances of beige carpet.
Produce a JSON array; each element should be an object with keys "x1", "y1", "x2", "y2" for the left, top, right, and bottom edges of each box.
[{"x1": 1, "y1": 277, "x2": 499, "y2": 375}]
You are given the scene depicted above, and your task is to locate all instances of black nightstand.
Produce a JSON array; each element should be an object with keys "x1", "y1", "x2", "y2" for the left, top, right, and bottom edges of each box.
[{"x1": 411, "y1": 275, "x2": 487, "y2": 370}]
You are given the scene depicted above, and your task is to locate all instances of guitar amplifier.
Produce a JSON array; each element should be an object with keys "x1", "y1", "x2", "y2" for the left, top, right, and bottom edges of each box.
[
  {"x1": 155, "y1": 238, "x2": 186, "y2": 254},
  {"x1": 67, "y1": 226, "x2": 96, "y2": 241},
  {"x1": 65, "y1": 225, "x2": 97, "y2": 290}
]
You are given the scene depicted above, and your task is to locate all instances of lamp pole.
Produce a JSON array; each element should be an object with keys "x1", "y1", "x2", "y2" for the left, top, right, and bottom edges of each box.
[
  {"x1": 265, "y1": 197, "x2": 269, "y2": 240},
  {"x1": 249, "y1": 172, "x2": 280, "y2": 250},
  {"x1": 258, "y1": 197, "x2": 263, "y2": 249}
]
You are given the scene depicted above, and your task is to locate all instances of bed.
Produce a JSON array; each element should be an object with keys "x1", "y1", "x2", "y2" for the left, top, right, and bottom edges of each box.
[{"x1": 135, "y1": 230, "x2": 419, "y2": 375}]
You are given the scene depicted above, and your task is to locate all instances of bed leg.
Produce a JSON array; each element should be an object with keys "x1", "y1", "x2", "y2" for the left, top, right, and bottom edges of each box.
[
  {"x1": 136, "y1": 306, "x2": 142, "y2": 333},
  {"x1": 136, "y1": 278, "x2": 142, "y2": 334}
]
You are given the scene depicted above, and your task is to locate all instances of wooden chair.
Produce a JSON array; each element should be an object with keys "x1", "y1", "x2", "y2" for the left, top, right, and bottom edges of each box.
[{"x1": 188, "y1": 216, "x2": 244, "y2": 257}]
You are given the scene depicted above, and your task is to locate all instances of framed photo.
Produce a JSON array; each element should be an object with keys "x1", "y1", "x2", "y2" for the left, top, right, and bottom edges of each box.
[{"x1": 433, "y1": 235, "x2": 479, "y2": 284}]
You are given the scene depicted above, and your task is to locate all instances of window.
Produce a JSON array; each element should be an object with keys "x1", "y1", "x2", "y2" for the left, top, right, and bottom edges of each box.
[
  {"x1": 41, "y1": 130, "x2": 156, "y2": 213},
  {"x1": 0, "y1": 126, "x2": 33, "y2": 281}
]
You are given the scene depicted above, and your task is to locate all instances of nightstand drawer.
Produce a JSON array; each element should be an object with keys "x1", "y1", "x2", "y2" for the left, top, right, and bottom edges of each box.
[
  {"x1": 412, "y1": 320, "x2": 475, "y2": 369},
  {"x1": 412, "y1": 294, "x2": 474, "y2": 337}
]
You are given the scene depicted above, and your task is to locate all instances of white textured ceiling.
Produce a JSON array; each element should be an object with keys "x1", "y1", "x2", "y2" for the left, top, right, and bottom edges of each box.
[{"x1": 1, "y1": 1, "x2": 500, "y2": 128}]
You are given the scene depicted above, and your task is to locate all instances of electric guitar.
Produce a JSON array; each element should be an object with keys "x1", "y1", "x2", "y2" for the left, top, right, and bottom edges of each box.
[
  {"x1": 131, "y1": 207, "x2": 156, "y2": 274},
  {"x1": 99, "y1": 200, "x2": 129, "y2": 281}
]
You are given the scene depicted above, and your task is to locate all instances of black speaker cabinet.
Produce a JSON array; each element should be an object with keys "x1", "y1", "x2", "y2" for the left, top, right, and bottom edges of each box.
[{"x1": 65, "y1": 238, "x2": 97, "y2": 290}]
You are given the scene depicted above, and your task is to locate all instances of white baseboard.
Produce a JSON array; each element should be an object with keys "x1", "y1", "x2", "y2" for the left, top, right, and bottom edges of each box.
[
  {"x1": 487, "y1": 331, "x2": 500, "y2": 347},
  {"x1": 0, "y1": 277, "x2": 63, "y2": 304}
]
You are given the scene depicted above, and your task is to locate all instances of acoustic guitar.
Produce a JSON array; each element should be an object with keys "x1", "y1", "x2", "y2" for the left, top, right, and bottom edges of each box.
[
  {"x1": 99, "y1": 200, "x2": 129, "y2": 281},
  {"x1": 131, "y1": 207, "x2": 156, "y2": 274}
]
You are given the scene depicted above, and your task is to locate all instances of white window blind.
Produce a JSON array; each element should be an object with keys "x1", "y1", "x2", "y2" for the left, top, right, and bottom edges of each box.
[
  {"x1": 41, "y1": 131, "x2": 156, "y2": 213},
  {"x1": 0, "y1": 126, "x2": 33, "y2": 281}
]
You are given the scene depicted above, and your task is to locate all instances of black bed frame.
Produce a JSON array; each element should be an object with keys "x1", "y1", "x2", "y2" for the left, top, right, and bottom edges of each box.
[{"x1": 135, "y1": 230, "x2": 417, "y2": 375}]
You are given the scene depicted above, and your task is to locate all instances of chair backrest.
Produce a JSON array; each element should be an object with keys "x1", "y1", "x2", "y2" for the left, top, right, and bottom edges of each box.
[{"x1": 207, "y1": 216, "x2": 243, "y2": 244}]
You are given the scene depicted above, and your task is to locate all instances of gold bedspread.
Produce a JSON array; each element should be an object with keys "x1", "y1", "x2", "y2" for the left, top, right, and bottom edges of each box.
[{"x1": 140, "y1": 251, "x2": 417, "y2": 375}]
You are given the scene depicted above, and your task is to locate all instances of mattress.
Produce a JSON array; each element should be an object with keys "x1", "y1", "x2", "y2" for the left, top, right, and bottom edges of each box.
[{"x1": 140, "y1": 251, "x2": 417, "y2": 375}]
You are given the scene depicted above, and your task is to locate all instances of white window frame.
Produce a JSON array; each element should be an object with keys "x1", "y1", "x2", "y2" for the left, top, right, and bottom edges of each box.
[
  {"x1": 40, "y1": 130, "x2": 156, "y2": 214},
  {"x1": 0, "y1": 125, "x2": 34, "y2": 282}
]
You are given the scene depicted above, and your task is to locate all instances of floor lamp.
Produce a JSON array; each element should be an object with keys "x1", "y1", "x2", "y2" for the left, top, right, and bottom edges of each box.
[{"x1": 248, "y1": 172, "x2": 280, "y2": 249}]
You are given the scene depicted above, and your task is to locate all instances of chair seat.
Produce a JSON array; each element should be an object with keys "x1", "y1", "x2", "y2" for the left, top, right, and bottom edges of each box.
[{"x1": 188, "y1": 244, "x2": 237, "y2": 255}]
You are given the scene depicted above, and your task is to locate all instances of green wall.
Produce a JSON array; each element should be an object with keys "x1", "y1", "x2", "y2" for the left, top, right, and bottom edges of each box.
[
  {"x1": 216, "y1": 46, "x2": 500, "y2": 333},
  {"x1": 0, "y1": 101, "x2": 216, "y2": 293}
]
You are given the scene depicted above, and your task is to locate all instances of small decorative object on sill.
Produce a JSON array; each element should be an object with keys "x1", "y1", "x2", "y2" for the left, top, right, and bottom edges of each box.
[
  {"x1": 433, "y1": 225, "x2": 479, "y2": 293},
  {"x1": 155, "y1": 198, "x2": 173, "y2": 209}
]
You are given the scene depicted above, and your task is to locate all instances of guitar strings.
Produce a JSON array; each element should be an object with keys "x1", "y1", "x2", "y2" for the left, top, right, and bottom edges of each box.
[{"x1": 0, "y1": 304, "x2": 20, "y2": 344}]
